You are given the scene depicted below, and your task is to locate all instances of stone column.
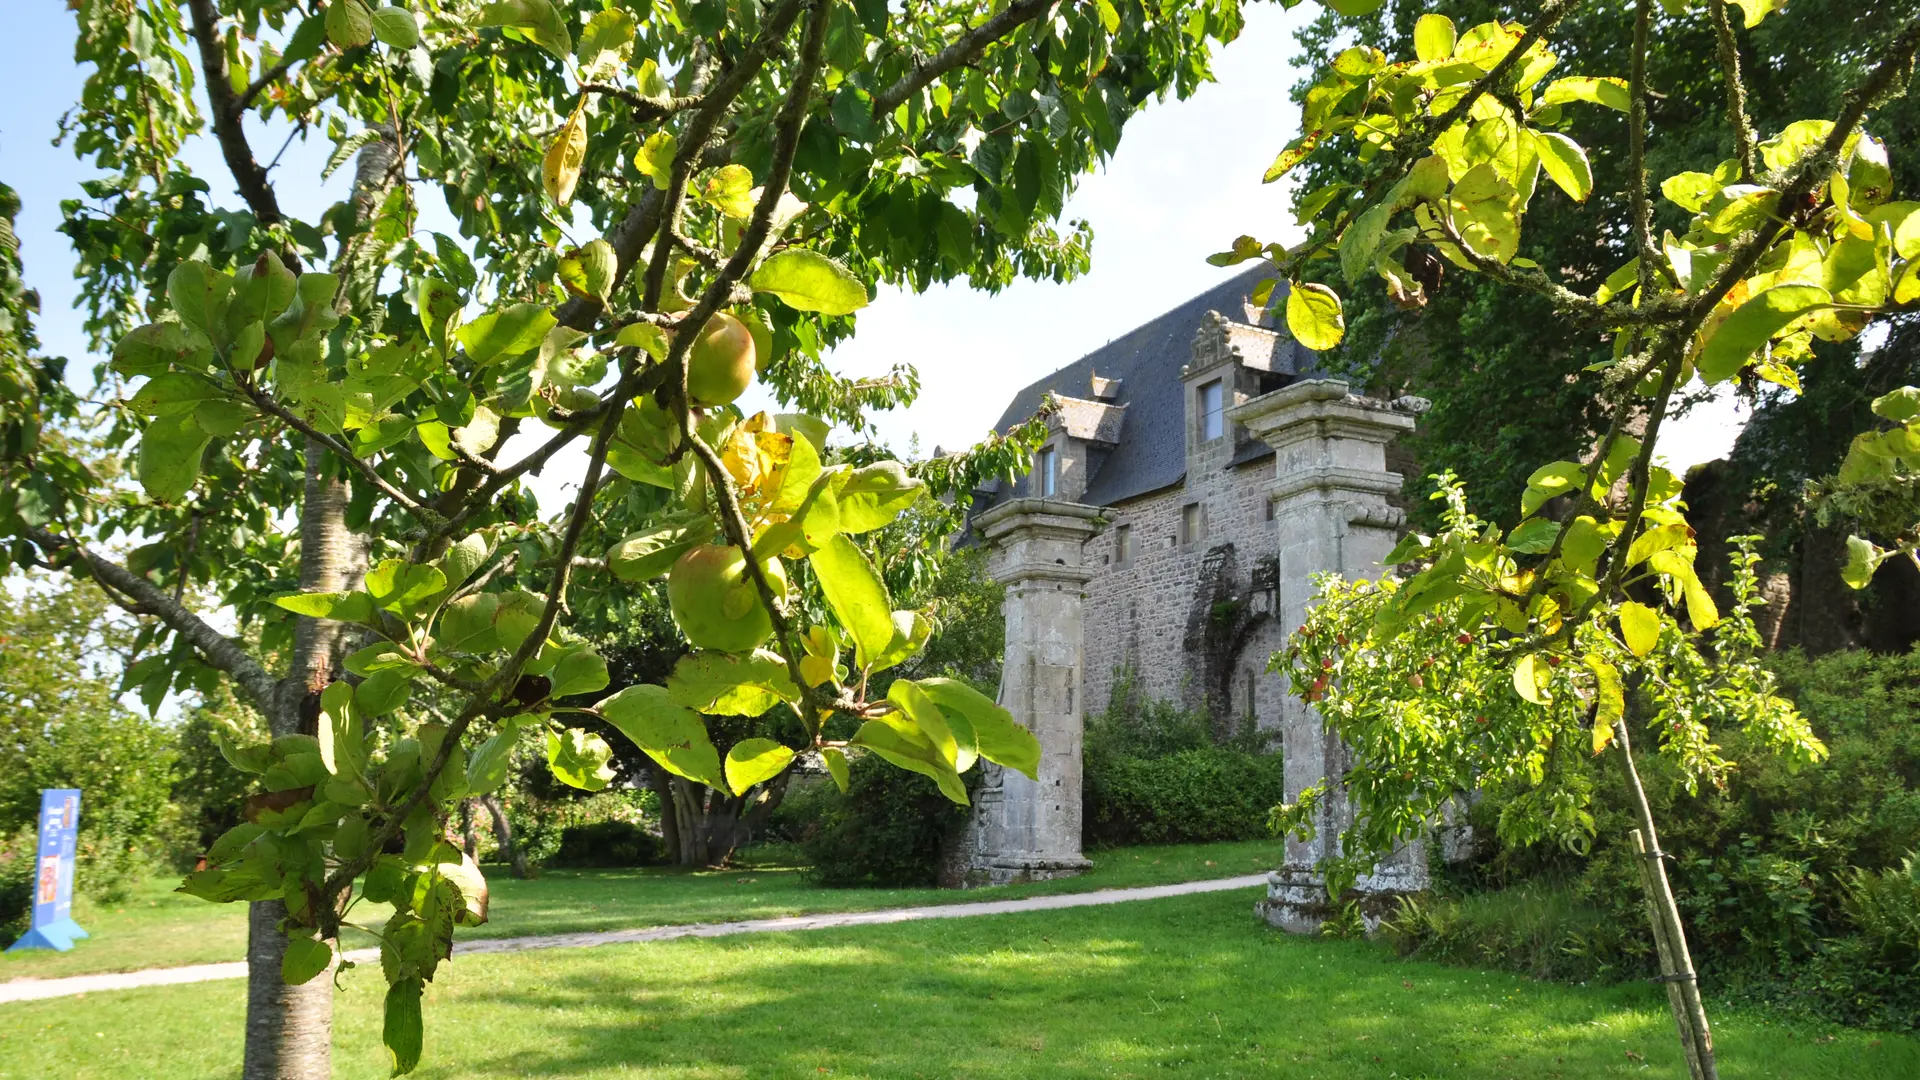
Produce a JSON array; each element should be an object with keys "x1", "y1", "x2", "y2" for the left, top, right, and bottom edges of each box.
[
  {"x1": 951, "y1": 497, "x2": 1104, "y2": 887},
  {"x1": 1228, "y1": 379, "x2": 1423, "y2": 932}
]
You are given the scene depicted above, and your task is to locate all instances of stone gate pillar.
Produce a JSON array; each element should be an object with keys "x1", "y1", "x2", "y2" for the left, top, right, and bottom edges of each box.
[
  {"x1": 951, "y1": 497, "x2": 1105, "y2": 887},
  {"x1": 1229, "y1": 379, "x2": 1425, "y2": 932}
]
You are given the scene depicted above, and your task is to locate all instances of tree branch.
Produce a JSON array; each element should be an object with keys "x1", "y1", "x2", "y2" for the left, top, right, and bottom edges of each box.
[
  {"x1": 871, "y1": 0, "x2": 1053, "y2": 116},
  {"x1": 578, "y1": 83, "x2": 703, "y2": 123},
  {"x1": 1707, "y1": 0, "x2": 1758, "y2": 183},
  {"x1": 233, "y1": 54, "x2": 297, "y2": 117},
  {"x1": 672, "y1": 0, "x2": 835, "y2": 720},
  {"x1": 643, "y1": 0, "x2": 810, "y2": 311},
  {"x1": 183, "y1": 0, "x2": 283, "y2": 224},
  {"x1": 24, "y1": 526, "x2": 279, "y2": 709},
  {"x1": 237, "y1": 379, "x2": 447, "y2": 529}
]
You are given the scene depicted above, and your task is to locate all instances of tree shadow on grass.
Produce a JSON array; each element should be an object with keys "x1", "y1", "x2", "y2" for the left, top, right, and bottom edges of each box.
[{"x1": 347, "y1": 891, "x2": 1920, "y2": 1080}]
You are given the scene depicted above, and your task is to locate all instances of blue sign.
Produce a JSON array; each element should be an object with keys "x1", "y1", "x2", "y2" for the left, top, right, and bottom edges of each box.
[{"x1": 5, "y1": 789, "x2": 88, "y2": 952}]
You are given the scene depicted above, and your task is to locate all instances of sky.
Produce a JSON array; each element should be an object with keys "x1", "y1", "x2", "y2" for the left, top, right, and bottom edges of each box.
[{"x1": 2, "y1": 0, "x2": 1747, "y2": 519}]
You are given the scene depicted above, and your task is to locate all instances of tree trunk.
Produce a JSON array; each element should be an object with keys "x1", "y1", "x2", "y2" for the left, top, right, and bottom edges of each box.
[
  {"x1": 664, "y1": 772, "x2": 791, "y2": 867},
  {"x1": 460, "y1": 798, "x2": 480, "y2": 861},
  {"x1": 482, "y1": 794, "x2": 529, "y2": 879},
  {"x1": 1614, "y1": 717, "x2": 1718, "y2": 1080},
  {"x1": 649, "y1": 763, "x2": 682, "y2": 865},
  {"x1": 245, "y1": 442, "x2": 358, "y2": 1080}
]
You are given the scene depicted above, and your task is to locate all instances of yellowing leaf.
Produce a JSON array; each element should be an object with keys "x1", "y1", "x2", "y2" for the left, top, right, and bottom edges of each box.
[
  {"x1": 724, "y1": 738, "x2": 795, "y2": 796},
  {"x1": 1512, "y1": 653, "x2": 1549, "y2": 704},
  {"x1": 1533, "y1": 131, "x2": 1593, "y2": 202},
  {"x1": 822, "y1": 747, "x2": 850, "y2": 792},
  {"x1": 750, "y1": 249, "x2": 868, "y2": 315},
  {"x1": 1586, "y1": 655, "x2": 1624, "y2": 752},
  {"x1": 543, "y1": 102, "x2": 589, "y2": 206},
  {"x1": 1697, "y1": 284, "x2": 1830, "y2": 384},
  {"x1": 1414, "y1": 14, "x2": 1456, "y2": 61},
  {"x1": 1286, "y1": 282, "x2": 1345, "y2": 350},
  {"x1": 1538, "y1": 76, "x2": 1630, "y2": 113}
]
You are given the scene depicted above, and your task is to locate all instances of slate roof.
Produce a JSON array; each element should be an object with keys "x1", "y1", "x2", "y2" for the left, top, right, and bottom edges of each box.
[{"x1": 979, "y1": 264, "x2": 1320, "y2": 509}]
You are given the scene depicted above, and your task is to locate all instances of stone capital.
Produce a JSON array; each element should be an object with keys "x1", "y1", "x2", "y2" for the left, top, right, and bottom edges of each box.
[
  {"x1": 976, "y1": 498, "x2": 1106, "y2": 587},
  {"x1": 1229, "y1": 378, "x2": 1417, "y2": 451}
]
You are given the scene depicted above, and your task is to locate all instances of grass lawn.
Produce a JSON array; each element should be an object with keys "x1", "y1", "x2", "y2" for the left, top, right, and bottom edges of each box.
[
  {"x1": 0, "y1": 839, "x2": 1283, "y2": 981},
  {"x1": 3, "y1": 888, "x2": 1914, "y2": 1079}
]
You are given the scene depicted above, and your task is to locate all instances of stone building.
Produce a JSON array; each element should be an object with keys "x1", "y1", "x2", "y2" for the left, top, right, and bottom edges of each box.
[{"x1": 952, "y1": 265, "x2": 1432, "y2": 929}]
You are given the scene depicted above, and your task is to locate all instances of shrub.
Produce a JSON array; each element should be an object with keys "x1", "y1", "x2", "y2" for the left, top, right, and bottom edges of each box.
[
  {"x1": 550, "y1": 820, "x2": 663, "y2": 868},
  {"x1": 1085, "y1": 748, "x2": 1289, "y2": 846},
  {"x1": 1082, "y1": 670, "x2": 1284, "y2": 847},
  {"x1": 797, "y1": 756, "x2": 976, "y2": 887},
  {"x1": 1396, "y1": 646, "x2": 1920, "y2": 1029},
  {"x1": 0, "y1": 842, "x2": 32, "y2": 947}
]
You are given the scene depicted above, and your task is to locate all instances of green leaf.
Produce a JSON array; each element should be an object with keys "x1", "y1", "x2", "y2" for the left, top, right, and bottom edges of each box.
[
  {"x1": 1538, "y1": 76, "x2": 1630, "y2": 113},
  {"x1": 1842, "y1": 534, "x2": 1886, "y2": 589},
  {"x1": 575, "y1": 7, "x2": 635, "y2": 79},
  {"x1": 1661, "y1": 171, "x2": 1719, "y2": 213},
  {"x1": 281, "y1": 935, "x2": 333, "y2": 985},
  {"x1": 383, "y1": 977, "x2": 425, "y2": 1076},
  {"x1": 492, "y1": 590, "x2": 546, "y2": 653},
  {"x1": 1698, "y1": 285, "x2": 1830, "y2": 384},
  {"x1": 546, "y1": 727, "x2": 616, "y2": 791},
  {"x1": 477, "y1": 0, "x2": 571, "y2": 59},
  {"x1": 867, "y1": 609, "x2": 933, "y2": 673},
  {"x1": 916, "y1": 676, "x2": 1040, "y2": 779},
  {"x1": 822, "y1": 747, "x2": 850, "y2": 792},
  {"x1": 1520, "y1": 460, "x2": 1584, "y2": 517},
  {"x1": 112, "y1": 322, "x2": 214, "y2": 377},
  {"x1": 634, "y1": 131, "x2": 677, "y2": 191},
  {"x1": 1648, "y1": 548, "x2": 1719, "y2": 629},
  {"x1": 1414, "y1": 13, "x2": 1456, "y2": 61},
  {"x1": 465, "y1": 723, "x2": 525, "y2": 796},
  {"x1": 364, "y1": 559, "x2": 448, "y2": 615},
  {"x1": 834, "y1": 461, "x2": 924, "y2": 532},
  {"x1": 1339, "y1": 203, "x2": 1391, "y2": 286},
  {"x1": 850, "y1": 720, "x2": 968, "y2": 804},
  {"x1": 1532, "y1": 131, "x2": 1593, "y2": 202},
  {"x1": 1505, "y1": 517, "x2": 1559, "y2": 554},
  {"x1": 1324, "y1": 0, "x2": 1385, "y2": 15},
  {"x1": 137, "y1": 410, "x2": 212, "y2": 503},
  {"x1": 1511, "y1": 653, "x2": 1549, "y2": 704},
  {"x1": 724, "y1": 738, "x2": 795, "y2": 796},
  {"x1": 369, "y1": 6, "x2": 419, "y2": 48},
  {"x1": 549, "y1": 645, "x2": 610, "y2": 699},
  {"x1": 608, "y1": 521, "x2": 703, "y2": 582},
  {"x1": 1285, "y1": 283, "x2": 1344, "y2": 351},
  {"x1": 614, "y1": 321, "x2": 670, "y2": 360},
  {"x1": 456, "y1": 303, "x2": 556, "y2": 365},
  {"x1": 326, "y1": 0, "x2": 374, "y2": 49},
  {"x1": 272, "y1": 590, "x2": 375, "y2": 622},
  {"x1": 887, "y1": 679, "x2": 960, "y2": 768},
  {"x1": 811, "y1": 535, "x2": 896, "y2": 668},
  {"x1": 354, "y1": 668, "x2": 413, "y2": 716},
  {"x1": 129, "y1": 372, "x2": 225, "y2": 415},
  {"x1": 664, "y1": 650, "x2": 799, "y2": 716},
  {"x1": 749, "y1": 250, "x2": 869, "y2": 315},
  {"x1": 597, "y1": 683, "x2": 726, "y2": 787}
]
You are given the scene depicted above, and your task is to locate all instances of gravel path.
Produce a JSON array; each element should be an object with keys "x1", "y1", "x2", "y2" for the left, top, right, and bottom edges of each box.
[{"x1": 1, "y1": 873, "x2": 1269, "y2": 1005}]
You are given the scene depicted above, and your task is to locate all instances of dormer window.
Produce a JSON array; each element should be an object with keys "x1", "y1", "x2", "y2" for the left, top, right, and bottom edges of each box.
[
  {"x1": 1035, "y1": 445, "x2": 1058, "y2": 497},
  {"x1": 1199, "y1": 379, "x2": 1225, "y2": 441}
]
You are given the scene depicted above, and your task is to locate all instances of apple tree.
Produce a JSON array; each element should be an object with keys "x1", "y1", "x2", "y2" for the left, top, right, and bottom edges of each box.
[
  {"x1": 1, "y1": 0, "x2": 1262, "y2": 1075},
  {"x1": 1218, "y1": 0, "x2": 1920, "y2": 1076}
]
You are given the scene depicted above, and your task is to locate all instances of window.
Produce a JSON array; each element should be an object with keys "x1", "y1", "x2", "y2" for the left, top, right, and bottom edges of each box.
[
  {"x1": 1035, "y1": 446, "x2": 1057, "y2": 497},
  {"x1": 1115, "y1": 523, "x2": 1134, "y2": 566},
  {"x1": 1181, "y1": 502, "x2": 1207, "y2": 547},
  {"x1": 1199, "y1": 379, "x2": 1225, "y2": 441}
]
